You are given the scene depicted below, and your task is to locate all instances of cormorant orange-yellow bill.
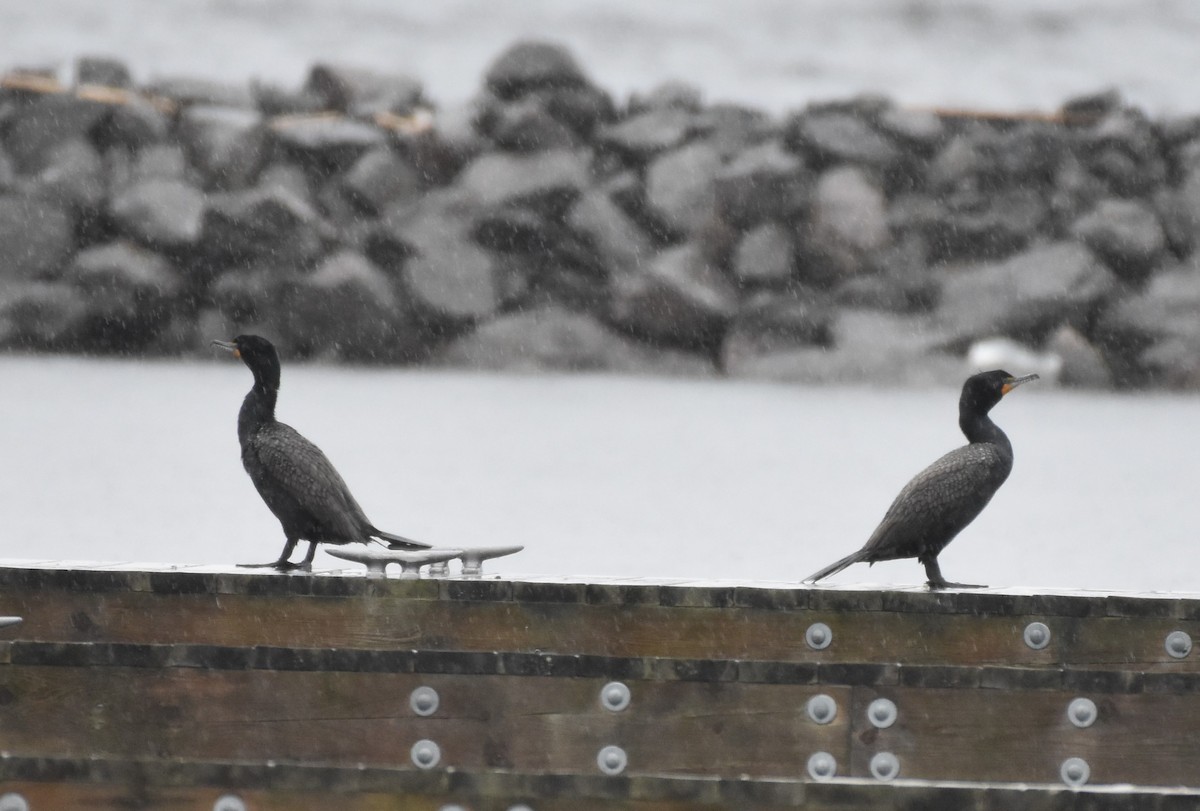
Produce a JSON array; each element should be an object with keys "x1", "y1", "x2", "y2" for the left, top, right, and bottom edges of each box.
[
  {"x1": 211, "y1": 339, "x2": 241, "y2": 359},
  {"x1": 1001, "y1": 373, "x2": 1039, "y2": 395}
]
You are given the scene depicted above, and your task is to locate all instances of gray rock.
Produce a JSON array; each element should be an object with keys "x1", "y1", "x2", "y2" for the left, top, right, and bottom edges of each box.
[
  {"x1": 279, "y1": 249, "x2": 410, "y2": 359},
  {"x1": 537, "y1": 85, "x2": 615, "y2": 138},
  {"x1": 811, "y1": 166, "x2": 890, "y2": 256},
  {"x1": 1097, "y1": 262, "x2": 1200, "y2": 348},
  {"x1": 3, "y1": 93, "x2": 109, "y2": 171},
  {"x1": 484, "y1": 41, "x2": 590, "y2": 100},
  {"x1": 0, "y1": 281, "x2": 92, "y2": 348},
  {"x1": 1076, "y1": 109, "x2": 1167, "y2": 196},
  {"x1": 437, "y1": 303, "x2": 712, "y2": 375},
  {"x1": 692, "y1": 104, "x2": 776, "y2": 158},
  {"x1": 0, "y1": 195, "x2": 74, "y2": 280},
  {"x1": 210, "y1": 265, "x2": 288, "y2": 325},
  {"x1": 100, "y1": 94, "x2": 171, "y2": 149},
  {"x1": 339, "y1": 147, "x2": 421, "y2": 215},
  {"x1": 726, "y1": 308, "x2": 962, "y2": 385},
  {"x1": 396, "y1": 207, "x2": 501, "y2": 321},
  {"x1": 76, "y1": 56, "x2": 132, "y2": 88},
  {"x1": 471, "y1": 206, "x2": 552, "y2": 253},
  {"x1": 110, "y1": 177, "x2": 206, "y2": 247},
  {"x1": 1047, "y1": 324, "x2": 1113, "y2": 388},
  {"x1": 894, "y1": 188, "x2": 1046, "y2": 262},
  {"x1": 785, "y1": 111, "x2": 900, "y2": 169},
  {"x1": 487, "y1": 97, "x2": 581, "y2": 152},
  {"x1": 1070, "y1": 198, "x2": 1166, "y2": 280},
  {"x1": 732, "y1": 223, "x2": 794, "y2": 285},
  {"x1": 270, "y1": 116, "x2": 386, "y2": 173},
  {"x1": 304, "y1": 64, "x2": 423, "y2": 115},
  {"x1": 200, "y1": 184, "x2": 323, "y2": 264},
  {"x1": 597, "y1": 108, "x2": 697, "y2": 161},
  {"x1": 714, "y1": 139, "x2": 807, "y2": 228},
  {"x1": 938, "y1": 241, "x2": 1117, "y2": 345},
  {"x1": 177, "y1": 105, "x2": 265, "y2": 189},
  {"x1": 404, "y1": 99, "x2": 489, "y2": 187},
  {"x1": 796, "y1": 166, "x2": 891, "y2": 284},
  {"x1": 609, "y1": 241, "x2": 739, "y2": 348},
  {"x1": 720, "y1": 291, "x2": 832, "y2": 371},
  {"x1": 455, "y1": 149, "x2": 589, "y2": 218},
  {"x1": 567, "y1": 188, "x2": 653, "y2": 276},
  {"x1": 875, "y1": 106, "x2": 946, "y2": 152},
  {"x1": 645, "y1": 140, "x2": 724, "y2": 235},
  {"x1": 145, "y1": 76, "x2": 255, "y2": 109},
  {"x1": 629, "y1": 81, "x2": 704, "y2": 114},
  {"x1": 62, "y1": 241, "x2": 182, "y2": 348},
  {"x1": 128, "y1": 144, "x2": 190, "y2": 183},
  {"x1": 25, "y1": 138, "x2": 105, "y2": 211}
]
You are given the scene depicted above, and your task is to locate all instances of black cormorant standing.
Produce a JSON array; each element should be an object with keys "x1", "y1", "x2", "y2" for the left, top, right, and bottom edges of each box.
[
  {"x1": 214, "y1": 335, "x2": 429, "y2": 571},
  {"x1": 806, "y1": 370, "x2": 1038, "y2": 589}
]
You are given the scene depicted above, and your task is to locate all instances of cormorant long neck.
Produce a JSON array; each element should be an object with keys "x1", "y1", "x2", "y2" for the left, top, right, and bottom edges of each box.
[
  {"x1": 959, "y1": 400, "x2": 1012, "y2": 458},
  {"x1": 237, "y1": 363, "x2": 280, "y2": 445}
]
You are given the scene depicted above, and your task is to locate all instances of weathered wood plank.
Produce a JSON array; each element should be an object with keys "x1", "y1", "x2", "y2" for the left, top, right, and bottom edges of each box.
[{"x1": 1, "y1": 587, "x2": 1197, "y2": 672}]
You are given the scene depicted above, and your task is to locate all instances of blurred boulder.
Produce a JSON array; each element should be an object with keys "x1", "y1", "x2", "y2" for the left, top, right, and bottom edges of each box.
[
  {"x1": 279, "y1": 249, "x2": 412, "y2": 359},
  {"x1": 938, "y1": 241, "x2": 1117, "y2": 345},
  {"x1": 875, "y1": 106, "x2": 946, "y2": 153},
  {"x1": 796, "y1": 166, "x2": 890, "y2": 285},
  {"x1": 1047, "y1": 324, "x2": 1113, "y2": 388},
  {"x1": 145, "y1": 76, "x2": 255, "y2": 109},
  {"x1": 110, "y1": 177, "x2": 206, "y2": 248},
  {"x1": 270, "y1": 115, "x2": 386, "y2": 174},
  {"x1": 24, "y1": 138, "x2": 105, "y2": 212},
  {"x1": 785, "y1": 110, "x2": 900, "y2": 170},
  {"x1": 199, "y1": 184, "x2": 323, "y2": 265},
  {"x1": 1075, "y1": 109, "x2": 1167, "y2": 196},
  {"x1": 597, "y1": 108, "x2": 697, "y2": 162},
  {"x1": 177, "y1": 105, "x2": 265, "y2": 189},
  {"x1": 486, "y1": 96, "x2": 581, "y2": 152},
  {"x1": 567, "y1": 188, "x2": 653, "y2": 276},
  {"x1": 436, "y1": 303, "x2": 713, "y2": 375},
  {"x1": 720, "y1": 290, "x2": 832, "y2": 372},
  {"x1": 731, "y1": 223, "x2": 794, "y2": 286},
  {"x1": 389, "y1": 205, "x2": 502, "y2": 322},
  {"x1": 304, "y1": 64, "x2": 423, "y2": 115},
  {"x1": 0, "y1": 281, "x2": 91, "y2": 348},
  {"x1": 76, "y1": 56, "x2": 132, "y2": 88},
  {"x1": 714, "y1": 139, "x2": 806, "y2": 228},
  {"x1": 0, "y1": 195, "x2": 74, "y2": 280},
  {"x1": 454, "y1": 148, "x2": 589, "y2": 218},
  {"x1": 629, "y1": 81, "x2": 704, "y2": 114},
  {"x1": 893, "y1": 188, "x2": 1045, "y2": 262},
  {"x1": 339, "y1": 146, "x2": 421, "y2": 215},
  {"x1": 609, "y1": 241, "x2": 738, "y2": 348},
  {"x1": 727, "y1": 307, "x2": 961, "y2": 385},
  {"x1": 1070, "y1": 197, "x2": 1166, "y2": 281},
  {"x1": 484, "y1": 41, "x2": 591, "y2": 100},
  {"x1": 645, "y1": 140, "x2": 723, "y2": 235},
  {"x1": 61, "y1": 240, "x2": 182, "y2": 348},
  {"x1": 3, "y1": 93, "x2": 109, "y2": 171}
]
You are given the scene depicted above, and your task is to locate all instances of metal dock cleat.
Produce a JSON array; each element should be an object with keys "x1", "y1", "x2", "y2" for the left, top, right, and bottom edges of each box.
[
  {"x1": 326, "y1": 547, "x2": 464, "y2": 578},
  {"x1": 449, "y1": 545, "x2": 524, "y2": 577},
  {"x1": 0, "y1": 617, "x2": 22, "y2": 629}
]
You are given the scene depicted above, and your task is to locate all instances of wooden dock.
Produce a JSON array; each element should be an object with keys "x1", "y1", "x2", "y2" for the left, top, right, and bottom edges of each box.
[{"x1": 0, "y1": 560, "x2": 1198, "y2": 809}]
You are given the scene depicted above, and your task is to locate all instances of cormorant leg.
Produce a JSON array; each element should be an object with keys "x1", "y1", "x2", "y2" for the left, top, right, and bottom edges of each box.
[
  {"x1": 238, "y1": 537, "x2": 303, "y2": 571},
  {"x1": 922, "y1": 556, "x2": 983, "y2": 590},
  {"x1": 297, "y1": 541, "x2": 318, "y2": 572}
]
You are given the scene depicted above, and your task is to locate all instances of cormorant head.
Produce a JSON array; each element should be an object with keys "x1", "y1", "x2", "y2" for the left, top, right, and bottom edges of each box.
[
  {"x1": 960, "y1": 369, "x2": 1038, "y2": 415},
  {"x1": 212, "y1": 335, "x2": 281, "y2": 391}
]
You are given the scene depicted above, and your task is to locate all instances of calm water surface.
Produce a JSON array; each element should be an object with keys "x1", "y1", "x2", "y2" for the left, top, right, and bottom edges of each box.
[{"x1": 2, "y1": 355, "x2": 1196, "y2": 594}]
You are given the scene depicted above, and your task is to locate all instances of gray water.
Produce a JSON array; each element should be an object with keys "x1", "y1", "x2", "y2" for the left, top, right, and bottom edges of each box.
[
  {"x1": 5, "y1": 355, "x2": 1196, "y2": 594},
  {"x1": 6, "y1": 0, "x2": 1200, "y2": 115}
]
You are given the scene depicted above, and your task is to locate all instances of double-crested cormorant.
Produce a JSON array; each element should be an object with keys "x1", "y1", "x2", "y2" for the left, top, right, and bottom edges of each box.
[
  {"x1": 214, "y1": 335, "x2": 429, "y2": 571},
  {"x1": 806, "y1": 370, "x2": 1038, "y2": 590}
]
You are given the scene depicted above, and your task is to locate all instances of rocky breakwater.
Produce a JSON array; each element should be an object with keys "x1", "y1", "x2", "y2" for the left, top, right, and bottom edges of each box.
[{"x1": 1, "y1": 45, "x2": 1198, "y2": 387}]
